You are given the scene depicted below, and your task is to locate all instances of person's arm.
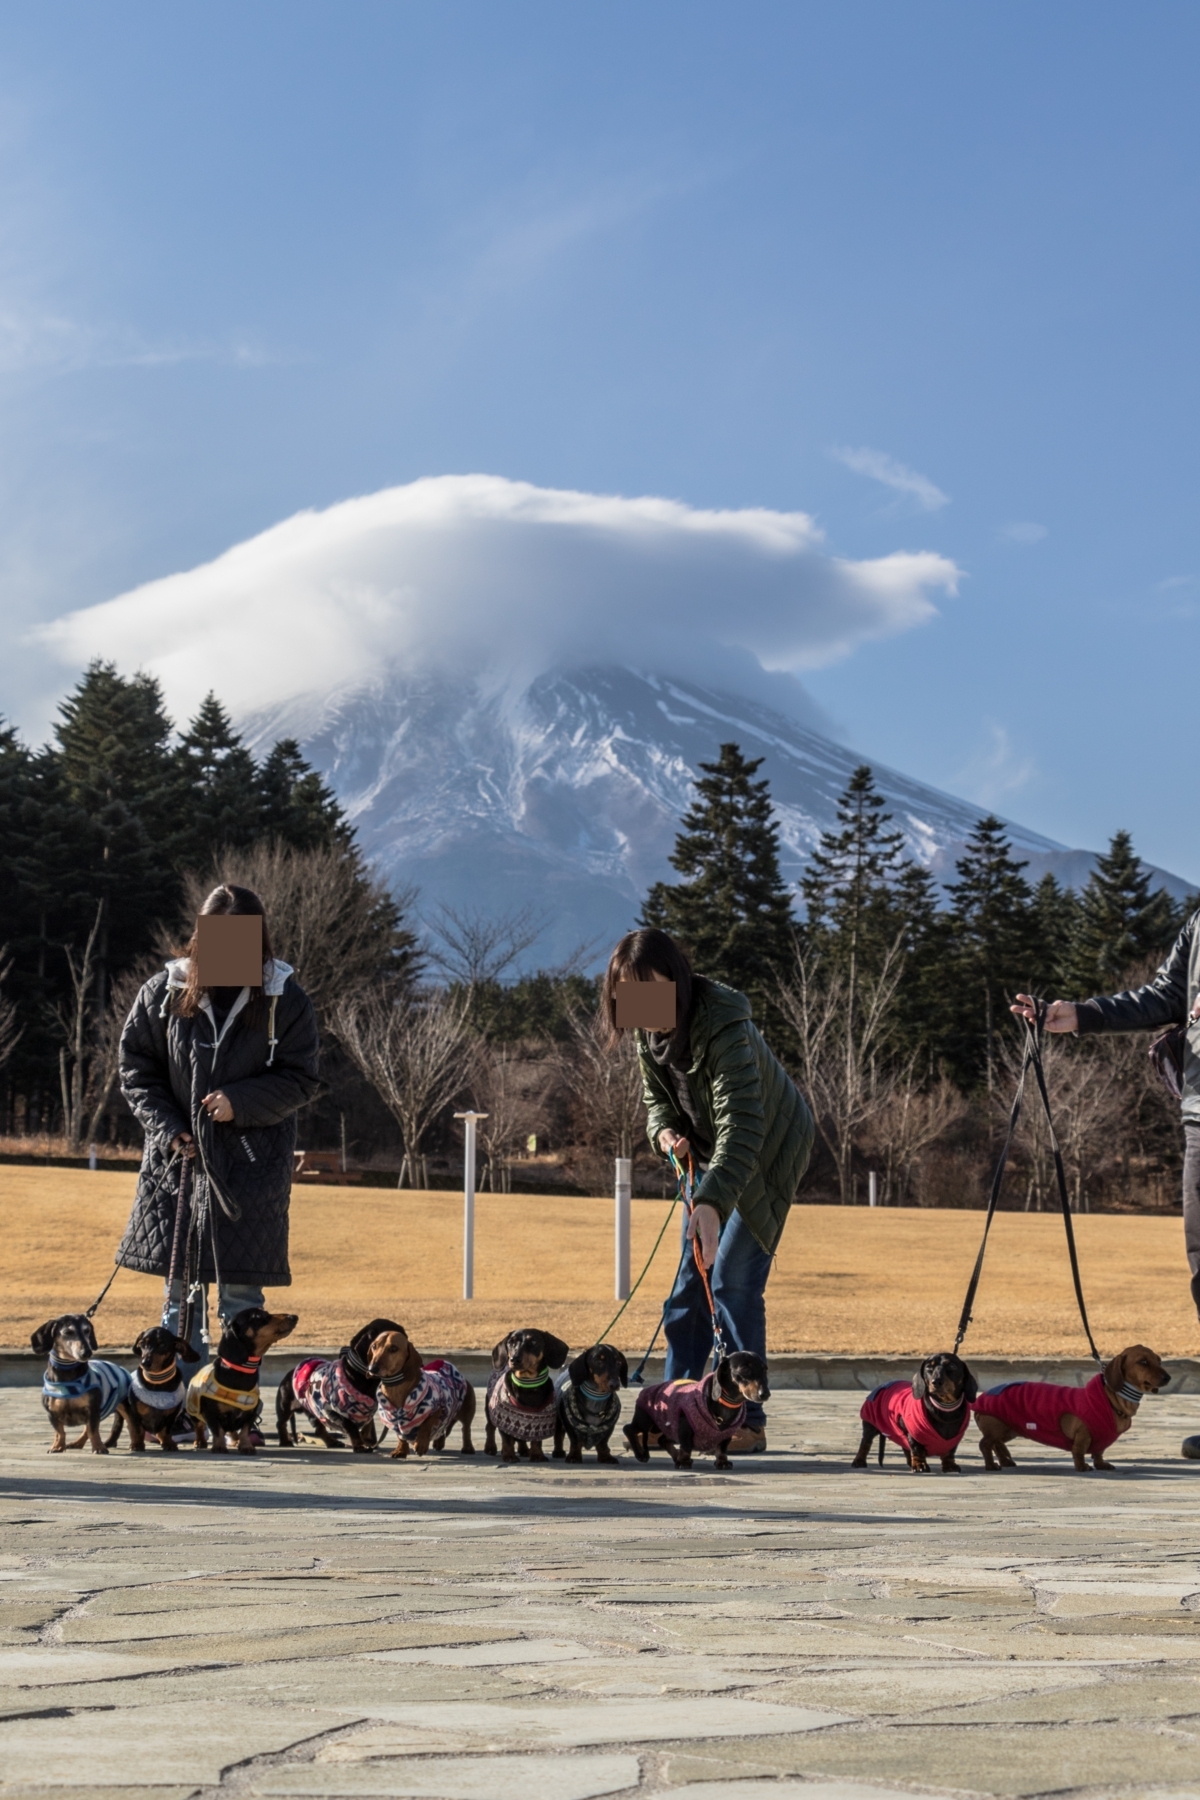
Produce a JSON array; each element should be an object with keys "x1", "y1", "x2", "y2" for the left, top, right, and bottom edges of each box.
[
  {"x1": 691, "y1": 1023, "x2": 766, "y2": 1226},
  {"x1": 1014, "y1": 915, "x2": 1195, "y2": 1036},
  {"x1": 636, "y1": 1038, "x2": 689, "y2": 1157},
  {"x1": 119, "y1": 982, "x2": 190, "y2": 1150},
  {"x1": 219, "y1": 992, "x2": 320, "y2": 1127}
]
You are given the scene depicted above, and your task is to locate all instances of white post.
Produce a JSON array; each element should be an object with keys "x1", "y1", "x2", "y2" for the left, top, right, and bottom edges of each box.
[
  {"x1": 868, "y1": 1170, "x2": 878, "y2": 1208},
  {"x1": 454, "y1": 1112, "x2": 487, "y2": 1300},
  {"x1": 88, "y1": 1142, "x2": 97, "y2": 1172},
  {"x1": 615, "y1": 1157, "x2": 632, "y2": 1300}
]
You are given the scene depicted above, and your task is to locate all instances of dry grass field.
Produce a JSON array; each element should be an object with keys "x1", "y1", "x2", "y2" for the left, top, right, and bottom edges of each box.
[{"x1": 2, "y1": 1164, "x2": 1196, "y2": 1357}]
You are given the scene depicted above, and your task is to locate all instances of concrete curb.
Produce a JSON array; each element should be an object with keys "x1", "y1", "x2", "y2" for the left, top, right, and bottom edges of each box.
[{"x1": 5, "y1": 1349, "x2": 1199, "y2": 1391}]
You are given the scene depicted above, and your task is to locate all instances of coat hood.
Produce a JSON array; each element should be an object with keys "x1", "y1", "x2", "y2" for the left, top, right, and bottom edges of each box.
[
  {"x1": 163, "y1": 957, "x2": 294, "y2": 996},
  {"x1": 686, "y1": 980, "x2": 752, "y2": 1068}
]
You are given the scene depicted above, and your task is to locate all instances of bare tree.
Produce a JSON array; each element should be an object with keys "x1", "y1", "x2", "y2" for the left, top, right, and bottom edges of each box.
[
  {"x1": 423, "y1": 902, "x2": 547, "y2": 987},
  {"x1": 775, "y1": 935, "x2": 906, "y2": 1204},
  {"x1": 175, "y1": 841, "x2": 411, "y2": 1021},
  {"x1": 333, "y1": 985, "x2": 472, "y2": 1187},
  {"x1": 0, "y1": 949, "x2": 23, "y2": 1077},
  {"x1": 468, "y1": 1041, "x2": 554, "y2": 1191},
  {"x1": 859, "y1": 1072, "x2": 968, "y2": 1205},
  {"x1": 558, "y1": 1004, "x2": 647, "y2": 1191},
  {"x1": 83, "y1": 961, "x2": 157, "y2": 1147},
  {"x1": 998, "y1": 1032, "x2": 1124, "y2": 1213},
  {"x1": 55, "y1": 903, "x2": 104, "y2": 1149}
]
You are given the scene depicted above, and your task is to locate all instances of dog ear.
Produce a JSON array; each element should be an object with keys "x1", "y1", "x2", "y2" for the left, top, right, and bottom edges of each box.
[
  {"x1": 542, "y1": 1333, "x2": 569, "y2": 1369},
  {"x1": 567, "y1": 1353, "x2": 590, "y2": 1388},
  {"x1": 715, "y1": 1355, "x2": 731, "y2": 1388},
  {"x1": 962, "y1": 1364, "x2": 978, "y2": 1404},
  {"x1": 911, "y1": 1365, "x2": 928, "y2": 1400},
  {"x1": 491, "y1": 1337, "x2": 512, "y2": 1369},
  {"x1": 82, "y1": 1317, "x2": 98, "y2": 1353},
  {"x1": 30, "y1": 1320, "x2": 58, "y2": 1355},
  {"x1": 1105, "y1": 1349, "x2": 1127, "y2": 1390},
  {"x1": 176, "y1": 1337, "x2": 200, "y2": 1361},
  {"x1": 615, "y1": 1351, "x2": 629, "y2": 1388},
  {"x1": 132, "y1": 1331, "x2": 147, "y2": 1356}
]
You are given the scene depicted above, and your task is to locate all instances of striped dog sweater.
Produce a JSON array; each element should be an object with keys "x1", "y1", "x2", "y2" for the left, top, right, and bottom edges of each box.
[{"x1": 42, "y1": 1359, "x2": 132, "y2": 1423}]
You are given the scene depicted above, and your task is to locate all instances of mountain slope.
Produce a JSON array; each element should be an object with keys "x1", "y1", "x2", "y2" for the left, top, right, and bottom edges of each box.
[{"x1": 241, "y1": 665, "x2": 1192, "y2": 968}]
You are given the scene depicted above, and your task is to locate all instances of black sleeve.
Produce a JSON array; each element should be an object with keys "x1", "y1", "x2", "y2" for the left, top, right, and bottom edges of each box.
[
  {"x1": 119, "y1": 979, "x2": 190, "y2": 1148},
  {"x1": 1074, "y1": 915, "x2": 1194, "y2": 1034}
]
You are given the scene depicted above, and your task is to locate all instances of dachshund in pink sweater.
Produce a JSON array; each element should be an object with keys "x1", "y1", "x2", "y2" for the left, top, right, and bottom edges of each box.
[{"x1": 974, "y1": 1345, "x2": 1168, "y2": 1472}]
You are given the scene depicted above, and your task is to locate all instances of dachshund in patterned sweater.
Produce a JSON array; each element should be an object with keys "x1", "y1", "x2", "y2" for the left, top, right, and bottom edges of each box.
[
  {"x1": 276, "y1": 1318, "x2": 403, "y2": 1452},
  {"x1": 367, "y1": 1325, "x2": 476, "y2": 1458},
  {"x1": 485, "y1": 1328, "x2": 569, "y2": 1463}
]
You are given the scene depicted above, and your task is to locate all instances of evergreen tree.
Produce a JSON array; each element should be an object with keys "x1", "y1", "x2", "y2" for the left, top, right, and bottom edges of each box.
[
  {"x1": 641, "y1": 742, "x2": 795, "y2": 1013},
  {"x1": 1030, "y1": 872, "x2": 1080, "y2": 994},
  {"x1": 51, "y1": 661, "x2": 178, "y2": 1012},
  {"x1": 801, "y1": 765, "x2": 907, "y2": 972},
  {"x1": 1067, "y1": 830, "x2": 1178, "y2": 995},
  {"x1": 946, "y1": 815, "x2": 1035, "y2": 1091},
  {"x1": 256, "y1": 738, "x2": 350, "y2": 851},
  {"x1": 173, "y1": 693, "x2": 261, "y2": 867}
]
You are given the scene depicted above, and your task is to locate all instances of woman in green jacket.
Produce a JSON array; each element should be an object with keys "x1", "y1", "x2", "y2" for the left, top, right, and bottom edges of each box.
[{"x1": 604, "y1": 928, "x2": 814, "y2": 1450}]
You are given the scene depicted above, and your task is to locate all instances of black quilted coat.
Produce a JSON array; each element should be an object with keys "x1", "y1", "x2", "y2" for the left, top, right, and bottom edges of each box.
[{"x1": 117, "y1": 969, "x2": 320, "y2": 1286}]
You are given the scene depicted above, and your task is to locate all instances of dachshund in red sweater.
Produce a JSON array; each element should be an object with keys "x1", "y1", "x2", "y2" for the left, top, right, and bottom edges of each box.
[{"x1": 974, "y1": 1345, "x2": 1168, "y2": 1472}]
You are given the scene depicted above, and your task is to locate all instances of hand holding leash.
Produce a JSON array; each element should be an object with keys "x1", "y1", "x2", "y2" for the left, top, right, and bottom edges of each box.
[
  {"x1": 687, "y1": 1201, "x2": 720, "y2": 1271},
  {"x1": 1011, "y1": 994, "x2": 1077, "y2": 1032}
]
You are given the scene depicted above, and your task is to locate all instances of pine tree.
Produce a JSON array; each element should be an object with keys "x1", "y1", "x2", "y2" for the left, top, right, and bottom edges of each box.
[
  {"x1": 51, "y1": 661, "x2": 178, "y2": 1013},
  {"x1": 801, "y1": 766, "x2": 908, "y2": 969},
  {"x1": 1030, "y1": 872, "x2": 1080, "y2": 994},
  {"x1": 1067, "y1": 830, "x2": 1178, "y2": 995},
  {"x1": 256, "y1": 738, "x2": 350, "y2": 851},
  {"x1": 946, "y1": 815, "x2": 1035, "y2": 1091},
  {"x1": 173, "y1": 694, "x2": 261, "y2": 868},
  {"x1": 641, "y1": 742, "x2": 795, "y2": 1013}
]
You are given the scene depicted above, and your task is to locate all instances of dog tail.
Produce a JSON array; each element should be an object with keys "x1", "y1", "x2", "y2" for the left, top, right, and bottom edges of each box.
[
  {"x1": 275, "y1": 1372, "x2": 294, "y2": 1446},
  {"x1": 877, "y1": 1432, "x2": 885, "y2": 1466}
]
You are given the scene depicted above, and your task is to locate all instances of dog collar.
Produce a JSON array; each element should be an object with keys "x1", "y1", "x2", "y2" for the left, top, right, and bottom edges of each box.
[
  {"x1": 714, "y1": 1389, "x2": 743, "y2": 1408},
  {"x1": 510, "y1": 1369, "x2": 548, "y2": 1388},
  {"x1": 579, "y1": 1381, "x2": 608, "y2": 1400},
  {"x1": 220, "y1": 1355, "x2": 261, "y2": 1375},
  {"x1": 1117, "y1": 1380, "x2": 1153, "y2": 1403},
  {"x1": 138, "y1": 1361, "x2": 179, "y2": 1386}
]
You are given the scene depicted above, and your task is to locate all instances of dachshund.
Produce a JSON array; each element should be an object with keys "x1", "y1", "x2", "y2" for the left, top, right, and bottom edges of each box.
[
  {"x1": 484, "y1": 1328, "x2": 569, "y2": 1463},
  {"x1": 553, "y1": 1342, "x2": 628, "y2": 1464},
  {"x1": 186, "y1": 1307, "x2": 297, "y2": 1454},
  {"x1": 33, "y1": 1314, "x2": 132, "y2": 1455},
  {"x1": 853, "y1": 1352, "x2": 977, "y2": 1474},
  {"x1": 624, "y1": 1352, "x2": 770, "y2": 1471},
  {"x1": 276, "y1": 1318, "x2": 403, "y2": 1451},
  {"x1": 105, "y1": 1326, "x2": 198, "y2": 1452},
  {"x1": 367, "y1": 1325, "x2": 476, "y2": 1458},
  {"x1": 974, "y1": 1344, "x2": 1169, "y2": 1472}
]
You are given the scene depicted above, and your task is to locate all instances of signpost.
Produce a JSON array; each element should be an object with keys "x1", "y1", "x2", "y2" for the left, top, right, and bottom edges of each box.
[
  {"x1": 454, "y1": 1111, "x2": 488, "y2": 1299},
  {"x1": 615, "y1": 1156, "x2": 632, "y2": 1299}
]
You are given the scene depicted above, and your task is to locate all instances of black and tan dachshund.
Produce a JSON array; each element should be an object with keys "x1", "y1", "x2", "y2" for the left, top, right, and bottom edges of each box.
[
  {"x1": 106, "y1": 1326, "x2": 198, "y2": 1452},
  {"x1": 32, "y1": 1314, "x2": 131, "y2": 1455},
  {"x1": 553, "y1": 1342, "x2": 628, "y2": 1464},
  {"x1": 188, "y1": 1307, "x2": 297, "y2": 1454},
  {"x1": 624, "y1": 1353, "x2": 770, "y2": 1472},
  {"x1": 484, "y1": 1327, "x2": 569, "y2": 1463},
  {"x1": 276, "y1": 1318, "x2": 404, "y2": 1452},
  {"x1": 853, "y1": 1351, "x2": 977, "y2": 1474}
]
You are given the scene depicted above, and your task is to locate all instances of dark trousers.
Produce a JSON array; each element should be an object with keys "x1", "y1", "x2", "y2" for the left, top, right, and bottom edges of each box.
[
  {"x1": 1184, "y1": 1123, "x2": 1200, "y2": 1315},
  {"x1": 662, "y1": 1207, "x2": 773, "y2": 1430}
]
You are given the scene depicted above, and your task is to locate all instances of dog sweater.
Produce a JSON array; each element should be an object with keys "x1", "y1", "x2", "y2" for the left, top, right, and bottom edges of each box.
[
  {"x1": 485, "y1": 1369, "x2": 558, "y2": 1444},
  {"x1": 292, "y1": 1357, "x2": 377, "y2": 1429},
  {"x1": 379, "y1": 1359, "x2": 469, "y2": 1442},
  {"x1": 860, "y1": 1381, "x2": 970, "y2": 1458},
  {"x1": 556, "y1": 1375, "x2": 621, "y2": 1448},
  {"x1": 637, "y1": 1373, "x2": 746, "y2": 1454},
  {"x1": 129, "y1": 1370, "x2": 187, "y2": 1415},
  {"x1": 186, "y1": 1363, "x2": 260, "y2": 1420},
  {"x1": 974, "y1": 1372, "x2": 1121, "y2": 1454},
  {"x1": 42, "y1": 1359, "x2": 131, "y2": 1422}
]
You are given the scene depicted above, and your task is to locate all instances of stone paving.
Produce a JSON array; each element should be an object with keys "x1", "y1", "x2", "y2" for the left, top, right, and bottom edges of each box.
[{"x1": 4, "y1": 1380, "x2": 1200, "y2": 1799}]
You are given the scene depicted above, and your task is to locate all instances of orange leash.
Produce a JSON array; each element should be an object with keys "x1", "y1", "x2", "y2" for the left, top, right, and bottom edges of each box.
[{"x1": 669, "y1": 1147, "x2": 726, "y2": 1367}]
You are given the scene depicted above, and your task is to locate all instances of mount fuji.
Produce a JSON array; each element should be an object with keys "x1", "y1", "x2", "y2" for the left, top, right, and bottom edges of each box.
[{"x1": 241, "y1": 664, "x2": 1193, "y2": 971}]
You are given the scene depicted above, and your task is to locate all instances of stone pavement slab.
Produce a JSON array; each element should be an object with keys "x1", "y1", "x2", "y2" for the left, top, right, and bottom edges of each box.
[{"x1": 5, "y1": 1380, "x2": 1200, "y2": 1798}]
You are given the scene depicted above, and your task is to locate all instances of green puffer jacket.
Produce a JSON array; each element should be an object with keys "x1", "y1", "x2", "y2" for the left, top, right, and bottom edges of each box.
[{"x1": 636, "y1": 980, "x2": 814, "y2": 1254}]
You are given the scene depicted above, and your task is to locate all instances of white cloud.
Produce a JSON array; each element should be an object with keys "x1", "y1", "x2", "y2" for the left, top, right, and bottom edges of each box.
[
  {"x1": 952, "y1": 722, "x2": 1036, "y2": 809},
  {"x1": 32, "y1": 475, "x2": 961, "y2": 728},
  {"x1": 1157, "y1": 574, "x2": 1194, "y2": 591},
  {"x1": 998, "y1": 521, "x2": 1048, "y2": 545},
  {"x1": 830, "y1": 445, "x2": 949, "y2": 512}
]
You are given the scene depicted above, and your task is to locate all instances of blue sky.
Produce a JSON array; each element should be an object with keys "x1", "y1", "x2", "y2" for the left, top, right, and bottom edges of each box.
[{"x1": 1, "y1": 5, "x2": 1198, "y2": 882}]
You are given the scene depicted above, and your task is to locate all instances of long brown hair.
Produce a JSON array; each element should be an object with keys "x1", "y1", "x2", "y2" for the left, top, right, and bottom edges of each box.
[
  {"x1": 173, "y1": 884, "x2": 275, "y2": 1026},
  {"x1": 600, "y1": 928, "x2": 702, "y2": 1059}
]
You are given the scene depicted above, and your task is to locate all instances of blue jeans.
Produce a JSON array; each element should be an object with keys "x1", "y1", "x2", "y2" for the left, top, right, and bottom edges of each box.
[
  {"x1": 162, "y1": 1280, "x2": 265, "y2": 1375},
  {"x1": 662, "y1": 1208, "x2": 773, "y2": 1430}
]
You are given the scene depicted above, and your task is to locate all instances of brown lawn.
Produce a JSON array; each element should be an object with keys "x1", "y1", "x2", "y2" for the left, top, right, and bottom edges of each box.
[{"x1": 2, "y1": 1165, "x2": 1194, "y2": 1358}]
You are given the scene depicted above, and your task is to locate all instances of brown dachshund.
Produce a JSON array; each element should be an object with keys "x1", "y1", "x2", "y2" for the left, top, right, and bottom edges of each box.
[
  {"x1": 368, "y1": 1326, "x2": 476, "y2": 1458},
  {"x1": 974, "y1": 1345, "x2": 1168, "y2": 1472}
]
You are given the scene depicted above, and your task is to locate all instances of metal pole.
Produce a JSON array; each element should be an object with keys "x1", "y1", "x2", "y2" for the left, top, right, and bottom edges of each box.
[
  {"x1": 454, "y1": 1112, "x2": 487, "y2": 1300},
  {"x1": 615, "y1": 1157, "x2": 632, "y2": 1299},
  {"x1": 868, "y1": 1170, "x2": 878, "y2": 1208}
]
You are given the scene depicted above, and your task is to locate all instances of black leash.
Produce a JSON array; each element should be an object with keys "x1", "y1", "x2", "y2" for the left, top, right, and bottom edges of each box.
[
  {"x1": 954, "y1": 998, "x2": 1103, "y2": 1365},
  {"x1": 87, "y1": 1147, "x2": 186, "y2": 1321}
]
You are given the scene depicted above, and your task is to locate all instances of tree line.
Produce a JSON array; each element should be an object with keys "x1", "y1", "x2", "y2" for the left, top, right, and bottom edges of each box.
[{"x1": 0, "y1": 663, "x2": 1193, "y2": 1210}]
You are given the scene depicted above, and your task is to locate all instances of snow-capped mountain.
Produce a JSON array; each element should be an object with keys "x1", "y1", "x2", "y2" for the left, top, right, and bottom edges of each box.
[{"x1": 242, "y1": 665, "x2": 1192, "y2": 969}]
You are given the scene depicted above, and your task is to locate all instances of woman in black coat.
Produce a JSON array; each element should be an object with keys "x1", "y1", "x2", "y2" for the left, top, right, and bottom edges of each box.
[{"x1": 117, "y1": 884, "x2": 319, "y2": 1365}]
